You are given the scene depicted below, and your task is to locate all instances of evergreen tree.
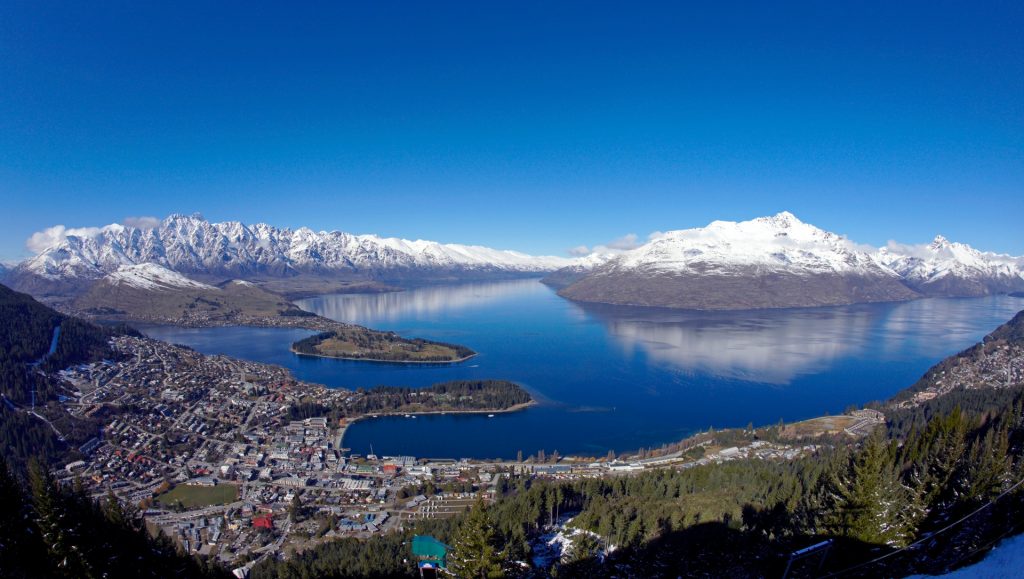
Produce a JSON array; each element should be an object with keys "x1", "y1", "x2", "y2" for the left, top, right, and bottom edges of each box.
[
  {"x1": 449, "y1": 500, "x2": 505, "y2": 578},
  {"x1": 289, "y1": 492, "x2": 303, "y2": 523},
  {"x1": 28, "y1": 459, "x2": 94, "y2": 578},
  {"x1": 837, "y1": 433, "x2": 921, "y2": 547},
  {"x1": 0, "y1": 456, "x2": 45, "y2": 578}
]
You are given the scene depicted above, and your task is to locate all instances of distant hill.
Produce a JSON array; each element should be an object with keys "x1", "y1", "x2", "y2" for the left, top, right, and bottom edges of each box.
[
  {"x1": 72, "y1": 263, "x2": 315, "y2": 324},
  {"x1": 890, "y1": 309, "x2": 1024, "y2": 410}
]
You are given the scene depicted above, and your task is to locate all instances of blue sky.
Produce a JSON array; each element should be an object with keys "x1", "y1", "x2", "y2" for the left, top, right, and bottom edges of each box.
[{"x1": 1, "y1": 1, "x2": 1022, "y2": 262}]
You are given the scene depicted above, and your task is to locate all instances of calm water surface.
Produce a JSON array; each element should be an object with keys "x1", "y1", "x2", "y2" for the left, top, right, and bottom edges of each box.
[{"x1": 141, "y1": 280, "x2": 1024, "y2": 459}]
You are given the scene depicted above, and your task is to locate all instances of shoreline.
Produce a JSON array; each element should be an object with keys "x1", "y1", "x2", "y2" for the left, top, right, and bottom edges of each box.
[
  {"x1": 87, "y1": 314, "x2": 478, "y2": 365},
  {"x1": 337, "y1": 399, "x2": 537, "y2": 449},
  {"x1": 290, "y1": 345, "x2": 477, "y2": 365}
]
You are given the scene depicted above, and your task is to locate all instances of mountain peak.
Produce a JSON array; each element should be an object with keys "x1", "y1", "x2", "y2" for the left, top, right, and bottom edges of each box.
[
  {"x1": 755, "y1": 211, "x2": 803, "y2": 229},
  {"x1": 931, "y1": 235, "x2": 950, "y2": 249}
]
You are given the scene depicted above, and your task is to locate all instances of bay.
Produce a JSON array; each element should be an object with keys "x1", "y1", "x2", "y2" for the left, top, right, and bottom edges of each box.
[{"x1": 140, "y1": 279, "x2": 1024, "y2": 460}]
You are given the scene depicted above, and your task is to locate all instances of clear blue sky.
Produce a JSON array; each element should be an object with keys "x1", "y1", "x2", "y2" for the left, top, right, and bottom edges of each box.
[{"x1": 2, "y1": 1, "x2": 1022, "y2": 261}]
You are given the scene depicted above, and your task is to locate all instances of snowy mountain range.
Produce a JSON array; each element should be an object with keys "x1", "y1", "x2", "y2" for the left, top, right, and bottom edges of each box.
[
  {"x1": 549, "y1": 212, "x2": 1024, "y2": 309},
  {"x1": 6, "y1": 213, "x2": 574, "y2": 294},
  {"x1": 4, "y1": 212, "x2": 1022, "y2": 310},
  {"x1": 873, "y1": 235, "x2": 1024, "y2": 297}
]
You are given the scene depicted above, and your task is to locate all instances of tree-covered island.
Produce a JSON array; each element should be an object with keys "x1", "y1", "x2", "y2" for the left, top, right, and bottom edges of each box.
[{"x1": 291, "y1": 329, "x2": 476, "y2": 363}]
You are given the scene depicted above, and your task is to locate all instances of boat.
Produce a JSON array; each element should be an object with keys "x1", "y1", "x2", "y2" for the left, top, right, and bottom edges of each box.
[{"x1": 487, "y1": 414, "x2": 495, "y2": 418}]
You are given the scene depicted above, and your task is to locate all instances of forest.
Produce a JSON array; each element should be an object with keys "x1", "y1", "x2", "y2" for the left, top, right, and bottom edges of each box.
[
  {"x1": 0, "y1": 283, "x2": 136, "y2": 472},
  {"x1": 0, "y1": 455, "x2": 225, "y2": 579},
  {"x1": 288, "y1": 380, "x2": 533, "y2": 421}
]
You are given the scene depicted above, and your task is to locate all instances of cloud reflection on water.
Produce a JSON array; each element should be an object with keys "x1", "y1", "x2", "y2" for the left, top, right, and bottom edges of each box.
[{"x1": 579, "y1": 303, "x2": 878, "y2": 384}]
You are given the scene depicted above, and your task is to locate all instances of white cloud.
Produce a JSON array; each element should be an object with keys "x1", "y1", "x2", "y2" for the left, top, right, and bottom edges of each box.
[
  {"x1": 569, "y1": 232, "x2": 649, "y2": 258},
  {"x1": 606, "y1": 233, "x2": 640, "y2": 250},
  {"x1": 883, "y1": 240, "x2": 938, "y2": 260},
  {"x1": 124, "y1": 216, "x2": 161, "y2": 229},
  {"x1": 26, "y1": 225, "x2": 103, "y2": 254}
]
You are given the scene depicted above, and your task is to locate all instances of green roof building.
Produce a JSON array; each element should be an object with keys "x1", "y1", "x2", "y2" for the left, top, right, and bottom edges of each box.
[{"x1": 411, "y1": 535, "x2": 449, "y2": 576}]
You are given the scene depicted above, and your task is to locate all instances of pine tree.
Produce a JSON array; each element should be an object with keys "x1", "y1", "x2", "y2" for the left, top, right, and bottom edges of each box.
[
  {"x1": 448, "y1": 499, "x2": 504, "y2": 578},
  {"x1": 289, "y1": 493, "x2": 303, "y2": 523},
  {"x1": 837, "y1": 433, "x2": 920, "y2": 547},
  {"x1": 0, "y1": 456, "x2": 43, "y2": 578},
  {"x1": 28, "y1": 459, "x2": 93, "y2": 578},
  {"x1": 958, "y1": 426, "x2": 1011, "y2": 505}
]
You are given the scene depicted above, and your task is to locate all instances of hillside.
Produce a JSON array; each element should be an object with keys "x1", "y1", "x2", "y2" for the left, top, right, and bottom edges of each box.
[
  {"x1": 890, "y1": 309, "x2": 1024, "y2": 408},
  {"x1": 0, "y1": 283, "x2": 133, "y2": 471},
  {"x1": 72, "y1": 263, "x2": 315, "y2": 324}
]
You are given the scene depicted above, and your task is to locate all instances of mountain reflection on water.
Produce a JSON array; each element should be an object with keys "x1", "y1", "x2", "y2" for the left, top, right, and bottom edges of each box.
[
  {"x1": 149, "y1": 281, "x2": 1024, "y2": 458},
  {"x1": 580, "y1": 303, "x2": 875, "y2": 384},
  {"x1": 297, "y1": 278, "x2": 546, "y2": 324}
]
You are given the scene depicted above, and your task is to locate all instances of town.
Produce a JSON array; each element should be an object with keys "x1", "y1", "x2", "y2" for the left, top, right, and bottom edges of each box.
[{"x1": 47, "y1": 335, "x2": 831, "y2": 574}]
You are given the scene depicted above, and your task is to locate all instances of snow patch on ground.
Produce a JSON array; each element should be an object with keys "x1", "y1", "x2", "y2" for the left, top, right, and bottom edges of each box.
[
  {"x1": 530, "y1": 515, "x2": 610, "y2": 570},
  {"x1": 105, "y1": 263, "x2": 217, "y2": 291},
  {"x1": 907, "y1": 533, "x2": 1024, "y2": 578}
]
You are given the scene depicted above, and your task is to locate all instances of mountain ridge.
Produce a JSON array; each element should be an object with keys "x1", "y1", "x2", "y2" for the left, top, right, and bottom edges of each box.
[
  {"x1": 552, "y1": 212, "x2": 1024, "y2": 309},
  {"x1": 9, "y1": 212, "x2": 1024, "y2": 309},
  {"x1": 8, "y1": 214, "x2": 573, "y2": 296}
]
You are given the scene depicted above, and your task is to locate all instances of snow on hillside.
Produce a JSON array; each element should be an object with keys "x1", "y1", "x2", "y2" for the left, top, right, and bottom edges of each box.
[
  {"x1": 16, "y1": 212, "x2": 1023, "y2": 297},
  {"x1": 17, "y1": 213, "x2": 575, "y2": 280},
  {"x1": 608, "y1": 211, "x2": 892, "y2": 276},
  {"x1": 104, "y1": 263, "x2": 217, "y2": 291},
  {"x1": 907, "y1": 532, "x2": 1024, "y2": 579}
]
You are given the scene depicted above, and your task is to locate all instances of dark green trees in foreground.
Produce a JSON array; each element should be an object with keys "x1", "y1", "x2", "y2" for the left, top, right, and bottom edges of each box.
[
  {"x1": 0, "y1": 457, "x2": 223, "y2": 579},
  {"x1": 448, "y1": 500, "x2": 505, "y2": 578}
]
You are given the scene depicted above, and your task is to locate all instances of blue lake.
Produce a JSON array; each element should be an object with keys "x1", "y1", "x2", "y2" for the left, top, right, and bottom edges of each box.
[{"x1": 140, "y1": 279, "x2": 1024, "y2": 460}]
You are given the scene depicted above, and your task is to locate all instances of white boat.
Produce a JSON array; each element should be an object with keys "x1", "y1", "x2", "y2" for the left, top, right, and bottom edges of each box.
[{"x1": 487, "y1": 414, "x2": 495, "y2": 418}]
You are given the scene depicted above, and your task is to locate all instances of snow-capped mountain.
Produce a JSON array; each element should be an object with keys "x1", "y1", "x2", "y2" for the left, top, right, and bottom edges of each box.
[
  {"x1": 10, "y1": 214, "x2": 574, "y2": 293},
  {"x1": 104, "y1": 263, "x2": 218, "y2": 292},
  {"x1": 556, "y1": 212, "x2": 921, "y2": 310},
  {"x1": 613, "y1": 211, "x2": 886, "y2": 275},
  {"x1": 873, "y1": 236, "x2": 1024, "y2": 297}
]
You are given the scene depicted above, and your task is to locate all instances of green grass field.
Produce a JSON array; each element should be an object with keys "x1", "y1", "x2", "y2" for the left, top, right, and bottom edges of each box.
[{"x1": 156, "y1": 483, "x2": 238, "y2": 509}]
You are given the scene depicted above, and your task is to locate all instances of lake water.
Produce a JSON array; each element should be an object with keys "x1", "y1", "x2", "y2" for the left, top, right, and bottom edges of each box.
[{"x1": 140, "y1": 280, "x2": 1024, "y2": 460}]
